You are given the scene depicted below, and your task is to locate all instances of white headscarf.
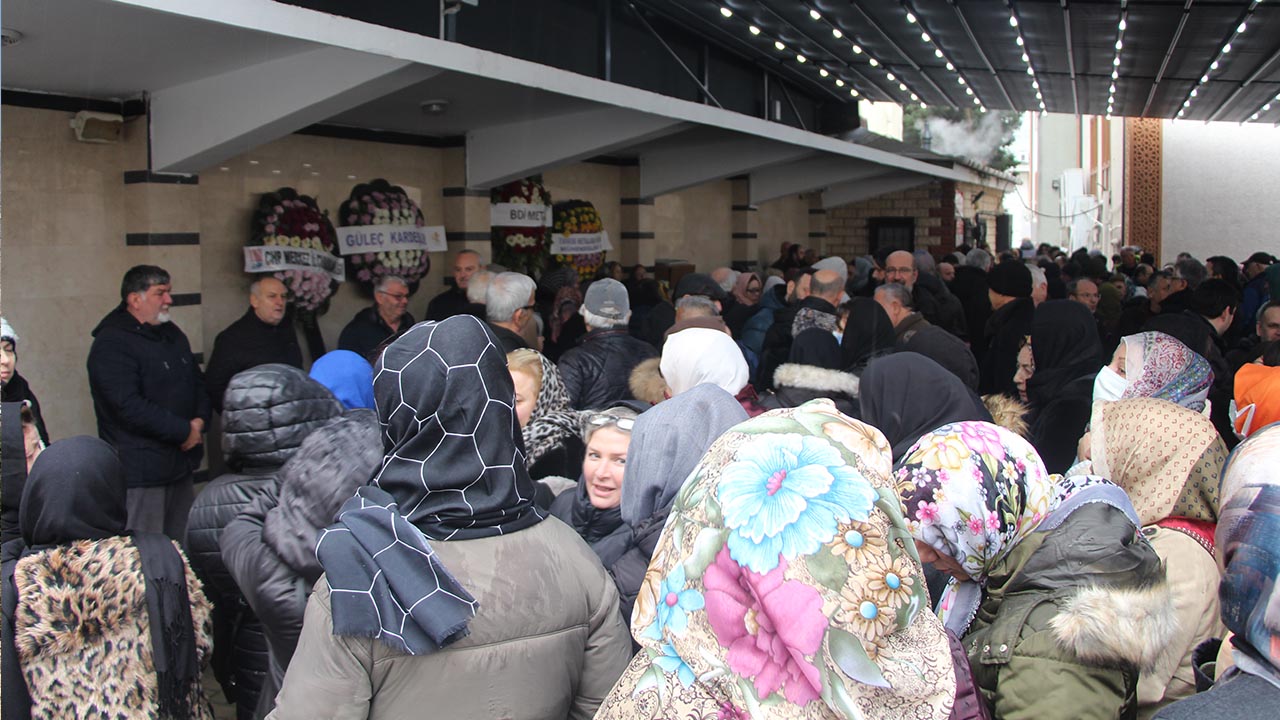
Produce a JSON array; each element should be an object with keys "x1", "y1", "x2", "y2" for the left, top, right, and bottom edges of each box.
[{"x1": 660, "y1": 328, "x2": 748, "y2": 397}]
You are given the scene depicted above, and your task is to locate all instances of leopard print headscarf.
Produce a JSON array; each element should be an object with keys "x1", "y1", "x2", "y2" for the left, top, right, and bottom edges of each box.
[{"x1": 522, "y1": 352, "x2": 582, "y2": 468}]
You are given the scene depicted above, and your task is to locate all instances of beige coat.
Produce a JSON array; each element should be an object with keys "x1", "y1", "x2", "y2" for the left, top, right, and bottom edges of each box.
[{"x1": 267, "y1": 517, "x2": 633, "y2": 720}]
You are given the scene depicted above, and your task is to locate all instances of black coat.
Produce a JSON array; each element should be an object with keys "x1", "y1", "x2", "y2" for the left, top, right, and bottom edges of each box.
[
  {"x1": 757, "y1": 299, "x2": 801, "y2": 391},
  {"x1": 487, "y1": 322, "x2": 531, "y2": 354},
  {"x1": 337, "y1": 306, "x2": 414, "y2": 362},
  {"x1": 204, "y1": 309, "x2": 303, "y2": 412},
  {"x1": 528, "y1": 434, "x2": 585, "y2": 482},
  {"x1": 913, "y1": 275, "x2": 968, "y2": 340},
  {"x1": 185, "y1": 365, "x2": 343, "y2": 718},
  {"x1": 609, "y1": 506, "x2": 667, "y2": 625},
  {"x1": 1, "y1": 373, "x2": 48, "y2": 445},
  {"x1": 424, "y1": 287, "x2": 473, "y2": 322},
  {"x1": 0, "y1": 403, "x2": 26, "y2": 546},
  {"x1": 979, "y1": 298, "x2": 1035, "y2": 396},
  {"x1": 550, "y1": 481, "x2": 633, "y2": 570},
  {"x1": 86, "y1": 306, "x2": 209, "y2": 489},
  {"x1": 895, "y1": 314, "x2": 981, "y2": 392},
  {"x1": 558, "y1": 328, "x2": 658, "y2": 410},
  {"x1": 951, "y1": 265, "x2": 992, "y2": 359}
]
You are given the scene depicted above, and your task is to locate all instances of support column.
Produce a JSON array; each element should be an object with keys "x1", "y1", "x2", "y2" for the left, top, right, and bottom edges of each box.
[
  {"x1": 730, "y1": 177, "x2": 759, "y2": 270},
  {"x1": 1124, "y1": 118, "x2": 1162, "y2": 262},
  {"x1": 807, "y1": 193, "x2": 828, "y2": 256},
  {"x1": 618, "y1": 165, "x2": 655, "y2": 267},
  {"x1": 440, "y1": 147, "x2": 493, "y2": 269}
]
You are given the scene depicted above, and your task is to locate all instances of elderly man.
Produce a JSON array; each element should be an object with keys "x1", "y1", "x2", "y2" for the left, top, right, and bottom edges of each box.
[
  {"x1": 558, "y1": 279, "x2": 657, "y2": 410},
  {"x1": 792, "y1": 269, "x2": 843, "y2": 337},
  {"x1": 87, "y1": 264, "x2": 209, "y2": 537},
  {"x1": 874, "y1": 282, "x2": 980, "y2": 391},
  {"x1": 980, "y1": 259, "x2": 1035, "y2": 396},
  {"x1": 883, "y1": 250, "x2": 967, "y2": 338},
  {"x1": 204, "y1": 276, "x2": 303, "y2": 412},
  {"x1": 485, "y1": 271, "x2": 537, "y2": 353},
  {"x1": 426, "y1": 249, "x2": 485, "y2": 321},
  {"x1": 339, "y1": 275, "x2": 415, "y2": 361},
  {"x1": 1068, "y1": 278, "x2": 1101, "y2": 315}
]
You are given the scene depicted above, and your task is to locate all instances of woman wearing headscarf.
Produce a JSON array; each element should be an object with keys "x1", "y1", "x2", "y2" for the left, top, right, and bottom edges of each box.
[
  {"x1": 723, "y1": 272, "x2": 763, "y2": 338},
  {"x1": 1023, "y1": 299, "x2": 1104, "y2": 473},
  {"x1": 598, "y1": 400, "x2": 969, "y2": 720},
  {"x1": 766, "y1": 299, "x2": 896, "y2": 417},
  {"x1": 508, "y1": 349, "x2": 584, "y2": 481},
  {"x1": 542, "y1": 283, "x2": 586, "y2": 363},
  {"x1": 550, "y1": 407, "x2": 637, "y2": 568},
  {"x1": 1, "y1": 436, "x2": 214, "y2": 719},
  {"x1": 895, "y1": 421, "x2": 1174, "y2": 720},
  {"x1": 1093, "y1": 331, "x2": 1212, "y2": 412},
  {"x1": 661, "y1": 327, "x2": 764, "y2": 416},
  {"x1": 609, "y1": 384, "x2": 748, "y2": 623},
  {"x1": 1075, "y1": 398, "x2": 1227, "y2": 717},
  {"x1": 1154, "y1": 424, "x2": 1280, "y2": 719},
  {"x1": 860, "y1": 352, "x2": 991, "y2": 462},
  {"x1": 269, "y1": 316, "x2": 631, "y2": 720},
  {"x1": 308, "y1": 349, "x2": 375, "y2": 410}
]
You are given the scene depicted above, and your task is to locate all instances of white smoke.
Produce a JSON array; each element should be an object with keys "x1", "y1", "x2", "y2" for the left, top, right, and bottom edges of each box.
[{"x1": 918, "y1": 112, "x2": 1006, "y2": 165}]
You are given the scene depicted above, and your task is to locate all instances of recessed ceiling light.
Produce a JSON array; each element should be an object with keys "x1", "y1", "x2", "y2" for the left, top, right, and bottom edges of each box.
[
  {"x1": 809, "y1": 9, "x2": 821, "y2": 20},
  {"x1": 852, "y1": 45, "x2": 862, "y2": 54},
  {"x1": 832, "y1": 28, "x2": 843, "y2": 39},
  {"x1": 775, "y1": 40, "x2": 785, "y2": 51},
  {"x1": 1238, "y1": 22, "x2": 1247, "y2": 33},
  {"x1": 796, "y1": 54, "x2": 806, "y2": 63},
  {"x1": 819, "y1": 68, "x2": 829, "y2": 77},
  {"x1": 1009, "y1": 15, "x2": 1019, "y2": 27},
  {"x1": 720, "y1": 7, "x2": 732, "y2": 18},
  {"x1": 836, "y1": 79, "x2": 845, "y2": 87},
  {"x1": 934, "y1": 49, "x2": 943, "y2": 58},
  {"x1": 907, "y1": 12, "x2": 917, "y2": 23},
  {"x1": 1211, "y1": 61, "x2": 1220, "y2": 70},
  {"x1": 899, "y1": 83, "x2": 908, "y2": 91},
  {"x1": 1016, "y1": 36, "x2": 1024, "y2": 47},
  {"x1": 1119, "y1": 18, "x2": 1127, "y2": 31},
  {"x1": 946, "y1": 62, "x2": 955, "y2": 71},
  {"x1": 1115, "y1": 40, "x2": 1123, "y2": 50},
  {"x1": 869, "y1": 57, "x2": 879, "y2": 67},
  {"x1": 1223, "y1": 43, "x2": 1232, "y2": 53},
  {"x1": 886, "y1": 72, "x2": 896, "y2": 81},
  {"x1": 749, "y1": 25, "x2": 760, "y2": 35},
  {"x1": 921, "y1": 32, "x2": 931, "y2": 42}
]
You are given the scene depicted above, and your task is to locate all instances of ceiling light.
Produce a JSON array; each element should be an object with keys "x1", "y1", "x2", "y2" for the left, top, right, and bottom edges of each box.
[
  {"x1": 1009, "y1": 15, "x2": 1019, "y2": 27},
  {"x1": 1177, "y1": 109, "x2": 1185, "y2": 117},
  {"x1": 1265, "y1": 103, "x2": 1273, "y2": 111},
  {"x1": 1032, "y1": 80, "x2": 1039, "y2": 89},
  {"x1": 1119, "y1": 18, "x2": 1127, "y2": 31},
  {"x1": 832, "y1": 28, "x2": 843, "y2": 39},
  {"x1": 921, "y1": 102, "x2": 929, "y2": 108},
  {"x1": 907, "y1": 12, "x2": 917, "y2": 23},
  {"x1": 1115, "y1": 40, "x2": 1123, "y2": 50},
  {"x1": 1252, "y1": 113, "x2": 1259, "y2": 120},
  {"x1": 1238, "y1": 22, "x2": 1247, "y2": 33},
  {"x1": 958, "y1": 76, "x2": 966, "y2": 85},
  {"x1": 934, "y1": 49, "x2": 943, "y2": 58},
  {"x1": 980, "y1": 106, "x2": 988, "y2": 113},
  {"x1": 1183, "y1": 100, "x2": 1191, "y2": 107},
  {"x1": 809, "y1": 9, "x2": 821, "y2": 20},
  {"x1": 749, "y1": 25, "x2": 760, "y2": 35},
  {"x1": 775, "y1": 40, "x2": 785, "y2": 50},
  {"x1": 1211, "y1": 61, "x2": 1220, "y2": 70},
  {"x1": 1223, "y1": 43, "x2": 1232, "y2": 53},
  {"x1": 1111, "y1": 69, "x2": 1119, "y2": 79},
  {"x1": 966, "y1": 87, "x2": 974, "y2": 95},
  {"x1": 851, "y1": 88, "x2": 859, "y2": 97},
  {"x1": 899, "y1": 83, "x2": 908, "y2": 91},
  {"x1": 1201, "y1": 75, "x2": 1209, "y2": 83},
  {"x1": 720, "y1": 6, "x2": 732, "y2": 18},
  {"x1": 868, "y1": 57, "x2": 879, "y2": 67},
  {"x1": 1040, "y1": 102, "x2": 1047, "y2": 110},
  {"x1": 852, "y1": 44, "x2": 862, "y2": 54},
  {"x1": 1190, "y1": 88, "x2": 1197, "y2": 97},
  {"x1": 886, "y1": 72, "x2": 896, "y2": 81},
  {"x1": 1027, "y1": 67, "x2": 1035, "y2": 75},
  {"x1": 819, "y1": 68, "x2": 829, "y2": 77},
  {"x1": 1113, "y1": 56, "x2": 1121, "y2": 66},
  {"x1": 796, "y1": 54, "x2": 807, "y2": 63},
  {"x1": 1110, "y1": 84, "x2": 1116, "y2": 93},
  {"x1": 1021, "y1": 53, "x2": 1030, "y2": 63},
  {"x1": 921, "y1": 32, "x2": 931, "y2": 42},
  {"x1": 946, "y1": 62, "x2": 955, "y2": 71},
  {"x1": 910, "y1": 93, "x2": 919, "y2": 101},
  {"x1": 1016, "y1": 36, "x2": 1024, "y2": 47},
  {"x1": 836, "y1": 79, "x2": 845, "y2": 87}
]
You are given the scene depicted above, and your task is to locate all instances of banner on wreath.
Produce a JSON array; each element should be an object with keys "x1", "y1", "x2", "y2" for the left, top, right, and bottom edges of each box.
[
  {"x1": 244, "y1": 246, "x2": 346, "y2": 281},
  {"x1": 490, "y1": 202, "x2": 552, "y2": 228},
  {"x1": 334, "y1": 224, "x2": 447, "y2": 256},
  {"x1": 550, "y1": 231, "x2": 612, "y2": 255}
]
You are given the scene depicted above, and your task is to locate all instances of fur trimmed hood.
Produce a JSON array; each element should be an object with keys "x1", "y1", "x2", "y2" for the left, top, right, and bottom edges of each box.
[
  {"x1": 1050, "y1": 581, "x2": 1179, "y2": 672},
  {"x1": 771, "y1": 363, "x2": 860, "y2": 397},
  {"x1": 983, "y1": 393, "x2": 1030, "y2": 438},
  {"x1": 629, "y1": 357, "x2": 669, "y2": 405}
]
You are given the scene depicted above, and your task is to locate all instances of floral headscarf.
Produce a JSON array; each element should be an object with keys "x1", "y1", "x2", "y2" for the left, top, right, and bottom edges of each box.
[
  {"x1": 1216, "y1": 424, "x2": 1280, "y2": 675},
  {"x1": 1120, "y1": 331, "x2": 1213, "y2": 412},
  {"x1": 516, "y1": 351, "x2": 582, "y2": 467},
  {"x1": 1088, "y1": 398, "x2": 1224, "y2": 526},
  {"x1": 597, "y1": 400, "x2": 957, "y2": 720}
]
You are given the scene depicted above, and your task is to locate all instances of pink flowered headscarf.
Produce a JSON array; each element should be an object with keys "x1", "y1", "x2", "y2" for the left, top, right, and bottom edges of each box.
[
  {"x1": 595, "y1": 400, "x2": 957, "y2": 720},
  {"x1": 1120, "y1": 331, "x2": 1213, "y2": 412}
]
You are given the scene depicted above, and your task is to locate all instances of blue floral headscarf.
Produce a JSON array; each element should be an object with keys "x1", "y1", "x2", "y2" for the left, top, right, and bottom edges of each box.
[
  {"x1": 1217, "y1": 423, "x2": 1280, "y2": 674},
  {"x1": 596, "y1": 399, "x2": 957, "y2": 720}
]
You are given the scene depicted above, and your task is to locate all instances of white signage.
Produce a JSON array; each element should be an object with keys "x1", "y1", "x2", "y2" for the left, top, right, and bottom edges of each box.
[
  {"x1": 490, "y1": 202, "x2": 552, "y2": 228},
  {"x1": 243, "y1": 246, "x2": 345, "y2": 281},
  {"x1": 334, "y1": 223, "x2": 447, "y2": 256},
  {"x1": 550, "y1": 232, "x2": 612, "y2": 255}
]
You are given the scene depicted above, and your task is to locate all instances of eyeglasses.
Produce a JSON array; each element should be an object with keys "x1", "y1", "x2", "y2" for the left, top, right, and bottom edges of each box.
[
  {"x1": 884, "y1": 266, "x2": 915, "y2": 276},
  {"x1": 377, "y1": 290, "x2": 410, "y2": 301},
  {"x1": 585, "y1": 413, "x2": 635, "y2": 432}
]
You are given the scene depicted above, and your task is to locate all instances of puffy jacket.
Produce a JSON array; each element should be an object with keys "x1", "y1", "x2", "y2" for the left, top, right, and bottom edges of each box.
[
  {"x1": 186, "y1": 364, "x2": 342, "y2": 719},
  {"x1": 221, "y1": 410, "x2": 381, "y2": 719},
  {"x1": 87, "y1": 306, "x2": 210, "y2": 488},
  {"x1": 964, "y1": 502, "x2": 1175, "y2": 720},
  {"x1": 550, "y1": 479, "x2": 634, "y2": 569},
  {"x1": 757, "y1": 363, "x2": 861, "y2": 418},
  {"x1": 558, "y1": 328, "x2": 657, "y2": 410},
  {"x1": 267, "y1": 518, "x2": 633, "y2": 720}
]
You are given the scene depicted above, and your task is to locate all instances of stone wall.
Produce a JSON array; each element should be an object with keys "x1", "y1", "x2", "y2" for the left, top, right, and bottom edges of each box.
[{"x1": 825, "y1": 179, "x2": 1005, "y2": 259}]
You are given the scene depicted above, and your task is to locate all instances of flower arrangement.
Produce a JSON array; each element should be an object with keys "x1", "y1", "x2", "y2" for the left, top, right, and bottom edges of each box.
[
  {"x1": 339, "y1": 179, "x2": 431, "y2": 292},
  {"x1": 552, "y1": 200, "x2": 606, "y2": 280},
  {"x1": 248, "y1": 188, "x2": 339, "y2": 313},
  {"x1": 490, "y1": 178, "x2": 552, "y2": 277}
]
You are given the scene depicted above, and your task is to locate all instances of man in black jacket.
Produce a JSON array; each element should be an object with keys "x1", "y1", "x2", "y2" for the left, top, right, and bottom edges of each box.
[
  {"x1": 338, "y1": 275, "x2": 415, "y2": 361},
  {"x1": 559, "y1": 279, "x2": 657, "y2": 410},
  {"x1": 425, "y1": 249, "x2": 484, "y2": 321},
  {"x1": 204, "y1": 276, "x2": 303, "y2": 412},
  {"x1": 979, "y1": 260, "x2": 1036, "y2": 396},
  {"x1": 87, "y1": 265, "x2": 209, "y2": 538}
]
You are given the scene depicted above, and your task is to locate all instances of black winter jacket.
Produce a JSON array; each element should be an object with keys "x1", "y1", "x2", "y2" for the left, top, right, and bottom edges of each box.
[
  {"x1": 337, "y1": 306, "x2": 414, "y2": 362},
  {"x1": 221, "y1": 409, "x2": 381, "y2": 719},
  {"x1": 0, "y1": 403, "x2": 26, "y2": 546},
  {"x1": 609, "y1": 506, "x2": 667, "y2": 626},
  {"x1": 558, "y1": 328, "x2": 658, "y2": 410},
  {"x1": 550, "y1": 480, "x2": 634, "y2": 570},
  {"x1": 204, "y1": 309, "x2": 303, "y2": 412},
  {"x1": 979, "y1": 298, "x2": 1035, "y2": 396},
  {"x1": 87, "y1": 306, "x2": 210, "y2": 489},
  {"x1": 1, "y1": 372, "x2": 48, "y2": 445},
  {"x1": 185, "y1": 364, "x2": 342, "y2": 719}
]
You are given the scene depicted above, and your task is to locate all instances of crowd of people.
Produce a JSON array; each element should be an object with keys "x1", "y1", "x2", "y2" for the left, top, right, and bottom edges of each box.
[{"x1": 2, "y1": 239, "x2": 1280, "y2": 719}]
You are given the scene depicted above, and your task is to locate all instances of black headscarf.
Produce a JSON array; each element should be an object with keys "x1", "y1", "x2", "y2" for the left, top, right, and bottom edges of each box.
[
  {"x1": 840, "y1": 297, "x2": 897, "y2": 373},
  {"x1": 1025, "y1": 299, "x2": 1103, "y2": 409},
  {"x1": 2, "y1": 436, "x2": 197, "y2": 720},
  {"x1": 317, "y1": 316, "x2": 545, "y2": 655},
  {"x1": 860, "y1": 353, "x2": 992, "y2": 461}
]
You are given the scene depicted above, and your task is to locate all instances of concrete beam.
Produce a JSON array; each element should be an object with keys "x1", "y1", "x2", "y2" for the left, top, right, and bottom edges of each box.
[
  {"x1": 822, "y1": 171, "x2": 933, "y2": 209},
  {"x1": 150, "y1": 46, "x2": 440, "y2": 173},
  {"x1": 749, "y1": 156, "x2": 889, "y2": 205},
  {"x1": 467, "y1": 107, "x2": 686, "y2": 189},
  {"x1": 638, "y1": 130, "x2": 813, "y2": 198}
]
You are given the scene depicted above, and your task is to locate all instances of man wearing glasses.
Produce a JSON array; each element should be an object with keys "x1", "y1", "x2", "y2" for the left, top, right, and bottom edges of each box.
[{"x1": 338, "y1": 275, "x2": 416, "y2": 361}]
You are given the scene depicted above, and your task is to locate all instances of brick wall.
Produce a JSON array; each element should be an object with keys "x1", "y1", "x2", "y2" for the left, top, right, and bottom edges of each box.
[{"x1": 827, "y1": 179, "x2": 1005, "y2": 259}]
